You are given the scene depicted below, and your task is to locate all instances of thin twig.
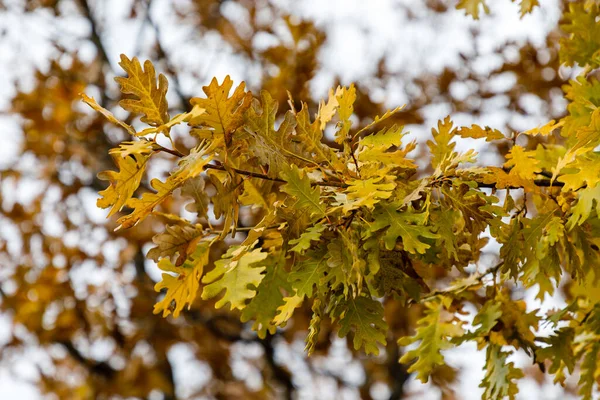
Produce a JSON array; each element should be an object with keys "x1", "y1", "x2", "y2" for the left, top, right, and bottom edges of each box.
[
  {"x1": 204, "y1": 163, "x2": 286, "y2": 183},
  {"x1": 414, "y1": 261, "x2": 504, "y2": 305},
  {"x1": 155, "y1": 143, "x2": 565, "y2": 190},
  {"x1": 154, "y1": 144, "x2": 349, "y2": 187},
  {"x1": 208, "y1": 224, "x2": 282, "y2": 234},
  {"x1": 156, "y1": 144, "x2": 185, "y2": 158},
  {"x1": 476, "y1": 179, "x2": 564, "y2": 189}
]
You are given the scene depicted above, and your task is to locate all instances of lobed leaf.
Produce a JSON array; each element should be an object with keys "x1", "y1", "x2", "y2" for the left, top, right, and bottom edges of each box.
[
  {"x1": 153, "y1": 242, "x2": 210, "y2": 318},
  {"x1": 201, "y1": 246, "x2": 268, "y2": 310},
  {"x1": 116, "y1": 145, "x2": 212, "y2": 229},
  {"x1": 97, "y1": 153, "x2": 149, "y2": 217},
  {"x1": 115, "y1": 55, "x2": 170, "y2": 127},
  {"x1": 147, "y1": 224, "x2": 205, "y2": 265},
  {"x1": 399, "y1": 297, "x2": 464, "y2": 382},
  {"x1": 480, "y1": 345, "x2": 524, "y2": 400},
  {"x1": 368, "y1": 202, "x2": 439, "y2": 254},
  {"x1": 189, "y1": 75, "x2": 252, "y2": 145},
  {"x1": 279, "y1": 164, "x2": 325, "y2": 220},
  {"x1": 331, "y1": 295, "x2": 388, "y2": 356}
]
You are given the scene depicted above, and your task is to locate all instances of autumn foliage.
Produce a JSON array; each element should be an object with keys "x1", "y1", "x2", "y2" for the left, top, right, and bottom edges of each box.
[{"x1": 2, "y1": 0, "x2": 600, "y2": 399}]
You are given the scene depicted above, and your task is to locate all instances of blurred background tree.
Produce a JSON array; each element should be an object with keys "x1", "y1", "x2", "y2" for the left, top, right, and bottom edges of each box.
[{"x1": 0, "y1": 0, "x2": 579, "y2": 399}]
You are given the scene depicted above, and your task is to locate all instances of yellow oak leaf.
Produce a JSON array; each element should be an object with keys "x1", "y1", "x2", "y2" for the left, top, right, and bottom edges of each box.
[
  {"x1": 357, "y1": 124, "x2": 416, "y2": 172},
  {"x1": 558, "y1": 154, "x2": 600, "y2": 191},
  {"x1": 457, "y1": 124, "x2": 505, "y2": 141},
  {"x1": 428, "y1": 116, "x2": 457, "y2": 171},
  {"x1": 522, "y1": 119, "x2": 564, "y2": 136},
  {"x1": 316, "y1": 86, "x2": 342, "y2": 130},
  {"x1": 153, "y1": 242, "x2": 210, "y2": 318},
  {"x1": 201, "y1": 246, "x2": 268, "y2": 310},
  {"x1": 293, "y1": 102, "x2": 336, "y2": 164},
  {"x1": 116, "y1": 145, "x2": 212, "y2": 229},
  {"x1": 117, "y1": 178, "x2": 176, "y2": 230},
  {"x1": 273, "y1": 294, "x2": 304, "y2": 326},
  {"x1": 109, "y1": 140, "x2": 156, "y2": 158},
  {"x1": 517, "y1": 0, "x2": 539, "y2": 17},
  {"x1": 567, "y1": 184, "x2": 600, "y2": 229},
  {"x1": 554, "y1": 109, "x2": 600, "y2": 181},
  {"x1": 504, "y1": 145, "x2": 540, "y2": 180},
  {"x1": 336, "y1": 177, "x2": 396, "y2": 213},
  {"x1": 81, "y1": 93, "x2": 136, "y2": 136},
  {"x1": 136, "y1": 104, "x2": 205, "y2": 137},
  {"x1": 399, "y1": 297, "x2": 464, "y2": 381},
  {"x1": 115, "y1": 55, "x2": 170, "y2": 127},
  {"x1": 305, "y1": 300, "x2": 323, "y2": 355},
  {"x1": 189, "y1": 76, "x2": 252, "y2": 146},
  {"x1": 239, "y1": 180, "x2": 268, "y2": 209},
  {"x1": 97, "y1": 153, "x2": 149, "y2": 217},
  {"x1": 335, "y1": 84, "x2": 356, "y2": 144},
  {"x1": 480, "y1": 166, "x2": 537, "y2": 191},
  {"x1": 352, "y1": 105, "x2": 405, "y2": 140}
]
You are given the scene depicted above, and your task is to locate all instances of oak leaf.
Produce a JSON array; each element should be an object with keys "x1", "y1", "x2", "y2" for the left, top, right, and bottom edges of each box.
[
  {"x1": 244, "y1": 91, "x2": 297, "y2": 175},
  {"x1": 153, "y1": 242, "x2": 210, "y2": 318},
  {"x1": 81, "y1": 93, "x2": 136, "y2": 135},
  {"x1": 316, "y1": 86, "x2": 342, "y2": 130},
  {"x1": 240, "y1": 256, "x2": 290, "y2": 337},
  {"x1": 273, "y1": 294, "x2": 303, "y2": 326},
  {"x1": 189, "y1": 76, "x2": 252, "y2": 145},
  {"x1": 368, "y1": 202, "x2": 439, "y2": 254},
  {"x1": 279, "y1": 164, "x2": 325, "y2": 220},
  {"x1": 293, "y1": 102, "x2": 336, "y2": 164},
  {"x1": 97, "y1": 153, "x2": 149, "y2": 217},
  {"x1": 116, "y1": 145, "x2": 212, "y2": 229},
  {"x1": 201, "y1": 246, "x2": 268, "y2": 310},
  {"x1": 399, "y1": 297, "x2": 464, "y2": 382},
  {"x1": 115, "y1": 55, "x2": 169, "y2": 127},
  {"x1": 288, "y1": 251, "x2": 328, "y2": 298},
  {"x1": 335, "y1": 177, "x2": 396, "y2": 214},
  {"x1": 457, "y1": 124, "x2": 505, "y2": 141},
  {"x1": 480, "y1": 345, "x2": 524, "y2": 400},
  {"x1": 334, "y1": 84, "x2": 356, "y2": 144},
  {"x1": 147, "y1": 224, "x2": 205, "y2": 265},
  {"x1": 331, "y1": 295, "x2": 388, "y2": 356},
  {"x1": 289, "y1": 223, "x2": 326, "y2": 254}
]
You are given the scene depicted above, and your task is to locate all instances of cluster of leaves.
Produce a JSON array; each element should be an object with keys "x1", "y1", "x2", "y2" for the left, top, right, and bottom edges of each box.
[
  {"x1": 87, "y1": 2, "x2": 600, "y2": 398},
  {"x1": 0, "y1": 0, "x2": 595, "y2": 398}
]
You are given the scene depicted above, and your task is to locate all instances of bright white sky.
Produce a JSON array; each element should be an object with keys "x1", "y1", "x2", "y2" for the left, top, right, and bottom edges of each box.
[{"x1": 0, "y1": 0, "x2": 582, "y2": 399}]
